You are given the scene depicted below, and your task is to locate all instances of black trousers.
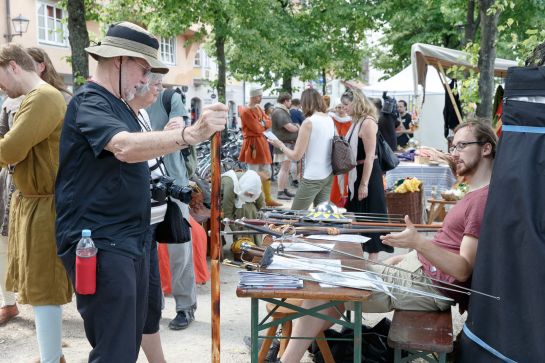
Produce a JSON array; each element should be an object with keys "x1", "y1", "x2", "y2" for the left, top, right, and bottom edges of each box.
[
  {"x1": 71, "y1": 247, "x2": 150, "y2": 362},
  {"x1": 143, "y1": 224, "x2": 162, "y2": 334}
]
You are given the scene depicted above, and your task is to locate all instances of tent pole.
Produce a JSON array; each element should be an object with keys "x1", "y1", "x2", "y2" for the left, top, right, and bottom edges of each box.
[{"x1": 436, "y1": 62, "x2": 463, "y2": 125}]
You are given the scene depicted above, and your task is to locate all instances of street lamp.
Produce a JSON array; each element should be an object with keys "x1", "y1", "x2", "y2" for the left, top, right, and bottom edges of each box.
[
  {"x1": 455, "y1": 22, "x2": 465, "y2": 47},
  {"x1": 4, "y1": 14, "x2": 30, "y2": 42}
]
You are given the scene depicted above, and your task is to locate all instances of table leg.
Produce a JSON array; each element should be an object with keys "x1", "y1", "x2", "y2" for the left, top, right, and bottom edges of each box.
[
  {"x1": 353, "y1": 302, "x2": 362, "y2": 363},
  {"x1": 251, "y1": 298, "x2": 259, "y2": 363},
  {"x1": 428, "y1": 202, "x2": 439, "y2": 224}
]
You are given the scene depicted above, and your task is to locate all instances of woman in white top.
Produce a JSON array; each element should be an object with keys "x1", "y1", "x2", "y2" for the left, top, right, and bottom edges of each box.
[{"x1": 269, "y1": 89, "x2": 335, "y2": 210}]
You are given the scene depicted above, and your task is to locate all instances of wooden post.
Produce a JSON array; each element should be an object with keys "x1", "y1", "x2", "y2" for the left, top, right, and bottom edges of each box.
[
  {"x1": 210, "y1": 131, "x2": 222, "y2": 363},
  {"x1": 436, "y1": 62, "x2": 463, "y2": 125}
]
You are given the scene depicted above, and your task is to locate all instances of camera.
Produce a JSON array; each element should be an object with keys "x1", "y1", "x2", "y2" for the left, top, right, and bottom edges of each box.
[{"x1": 151, "y1": 176, "x2": 192, "y2": 204}]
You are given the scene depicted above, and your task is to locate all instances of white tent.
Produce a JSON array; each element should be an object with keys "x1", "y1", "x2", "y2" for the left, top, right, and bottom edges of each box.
[
  {"x1": 362, "y1": 65, "x2": 447, "y2": 151},
  {"x1": 364, "y1": 65, "x2": 444, "y2": 97}
]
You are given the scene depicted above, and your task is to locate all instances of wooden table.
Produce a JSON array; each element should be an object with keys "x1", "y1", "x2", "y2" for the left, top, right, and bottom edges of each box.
[
  {"x1": 236, "y1": 241, "x2": 372, "y2": 363},
  {"x1": 427, "y1": 199, "x2": 457, "y2": 224}
]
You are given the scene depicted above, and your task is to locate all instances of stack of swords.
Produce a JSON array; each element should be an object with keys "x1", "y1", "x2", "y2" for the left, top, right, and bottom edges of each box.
[
  {"x1": 221, "y1": 209, "x2": 441, "y2": 237},
  {"x1": 223, "y1": 217, "x2": 500, "y2": 302}
]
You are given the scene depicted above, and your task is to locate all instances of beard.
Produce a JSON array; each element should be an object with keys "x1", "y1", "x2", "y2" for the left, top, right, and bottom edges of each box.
[
  {"x1": 123, "y1": 87, "x2": 136, "y2": 102},
  {"x1": 456, "y1": 158, "x2": 478, "y2": 176}
]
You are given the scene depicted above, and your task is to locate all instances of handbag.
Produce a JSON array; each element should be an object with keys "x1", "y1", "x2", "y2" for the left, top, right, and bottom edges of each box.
[
  {"x1": 377, "y1": 131, "x2": 399, "y2": 172},
  {"x1": 156, "y1": 198, "x2": 192, "y2": 244},
  {"x1": 331, "y1": 123, "x2": 356, "y2": 175}
]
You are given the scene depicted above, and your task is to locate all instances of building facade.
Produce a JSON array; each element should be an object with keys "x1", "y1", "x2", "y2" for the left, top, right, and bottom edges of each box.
[{"x1": 0, "y1": 0, "x2": 248, "y2": 123}]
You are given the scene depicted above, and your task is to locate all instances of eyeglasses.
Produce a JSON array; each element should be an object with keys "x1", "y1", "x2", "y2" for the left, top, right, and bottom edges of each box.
[
  {"x1": 449, "y1": 141, "x2": 485, "y2": 153},
  {"x1": 129, "y1": 57, "x2": 152, "y2": 77}
]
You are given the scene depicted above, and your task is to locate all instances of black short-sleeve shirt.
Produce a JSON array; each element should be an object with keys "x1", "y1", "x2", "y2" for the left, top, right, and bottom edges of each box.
[{"x1": 55, "y1": 82, "x2": 150, "y2": 259}]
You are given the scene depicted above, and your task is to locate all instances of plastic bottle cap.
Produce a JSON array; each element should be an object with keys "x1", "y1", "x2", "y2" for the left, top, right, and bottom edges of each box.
[{"x1": 82, "y1": 229, "x2": 91, "y2": 237}]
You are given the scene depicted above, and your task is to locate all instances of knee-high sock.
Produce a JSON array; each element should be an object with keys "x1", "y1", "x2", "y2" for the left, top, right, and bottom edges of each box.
[
  {"x1": 0, "y1": 235, "x2": 16, "y2": 306},
  {"x1": 34, "y1": 305, "x2": 62, "y2": 363}
]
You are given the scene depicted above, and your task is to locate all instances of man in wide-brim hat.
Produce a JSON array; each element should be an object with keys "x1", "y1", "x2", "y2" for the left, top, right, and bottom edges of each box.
[{"x1": 55, "y1": 21, "x2": 227, "y2": 361}]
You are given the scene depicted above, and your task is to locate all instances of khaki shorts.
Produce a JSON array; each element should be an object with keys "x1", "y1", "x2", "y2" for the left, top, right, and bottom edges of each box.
[{"x1": 346, "y1": 251, "x2": 452, "y2": 313}]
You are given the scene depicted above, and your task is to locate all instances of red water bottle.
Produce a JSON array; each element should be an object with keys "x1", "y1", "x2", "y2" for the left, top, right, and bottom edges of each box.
[{"x1": 75, "y1": 229, "x2": 97, "y2": 295}]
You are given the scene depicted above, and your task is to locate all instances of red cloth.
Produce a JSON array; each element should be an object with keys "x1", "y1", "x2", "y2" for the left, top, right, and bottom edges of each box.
[
  {"x1": 333, "y1": 118, "x2": 352, "y2": 136},
  {"x1": 330, "y1": 118, "x2": 352, "y2": 207},
  {"x1": 157, "y1": 243, "x2": 172, "y2": 295},
  {"x1": 190, "y1": 216, "x2": 210, "y2": 284},
  {"x1": 330, "y1": 175, "x2": 348, "y2": 207},
  {"x1": 239, "y1": 106, "x2": 272, "y2": 164}
]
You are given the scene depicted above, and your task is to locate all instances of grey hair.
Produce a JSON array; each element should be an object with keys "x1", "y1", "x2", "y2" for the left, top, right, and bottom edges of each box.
[{"x1": 135, "y1": 72, "x2": 163, "y2": 96}]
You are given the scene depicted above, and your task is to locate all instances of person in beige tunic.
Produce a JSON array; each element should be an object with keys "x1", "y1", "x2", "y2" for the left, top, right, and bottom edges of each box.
[{"x1": 0, "y1": 44, "x2": 71, "y2": 363}]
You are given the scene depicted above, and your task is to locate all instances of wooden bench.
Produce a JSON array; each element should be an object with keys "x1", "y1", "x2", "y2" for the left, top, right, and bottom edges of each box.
[{"x1": 387, "y1": 310, "x2": 453, "y2": 363}]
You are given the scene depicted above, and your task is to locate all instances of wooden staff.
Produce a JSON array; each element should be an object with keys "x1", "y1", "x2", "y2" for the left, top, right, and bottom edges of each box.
[{"x1": 210, "y1": 131, "x2": 221, "y2": 363}]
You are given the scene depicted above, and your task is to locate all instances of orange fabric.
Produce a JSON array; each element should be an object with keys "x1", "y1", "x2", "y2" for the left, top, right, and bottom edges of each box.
[
  {"x1": 157, "y1": 243, "x2": 172, "y2": 295},
  {"x1": 190, "y1": 216, "x2": 210, "y2": 284},
  {"x1": 239, "y1": 106, "x2": 272, "y2": 164},
  {"x1": 330, "y1": 118, "x2": 351, "y2": 207},
  {"x1": 330, "y1": 175, "x2": 348, "y2": 207},
  {"x1": 333, "y1": 118, "x2": 352, "y2": 136}
]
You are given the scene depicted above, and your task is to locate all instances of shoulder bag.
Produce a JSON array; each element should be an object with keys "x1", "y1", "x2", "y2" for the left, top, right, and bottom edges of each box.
[
  {"x1": 155, "y1": 162, "x2": 192, "y2": 244},
  {"x1": 156, "y1": 198, "x2": 191, "y2": 244},
  {"x1": 331, "y1": 122, "x2": 356, "y2": 175},
  {"x1": 377, "y1": 131, "x2": 399, "y2": 172}
]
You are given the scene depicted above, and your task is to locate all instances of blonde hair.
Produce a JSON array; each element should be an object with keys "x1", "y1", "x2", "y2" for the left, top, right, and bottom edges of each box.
[{"x1": 341, "y1": 87, "x2": 378, "y2": 122}]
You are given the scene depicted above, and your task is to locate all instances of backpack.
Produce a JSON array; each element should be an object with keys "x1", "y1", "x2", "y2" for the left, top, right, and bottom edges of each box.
[
  {"x1": 162, "y1": 88, "x2": 197, "y2": 177},
  {"x1": 309, "y1": 318, "x2": 394, "y2": 363},
  {"x1": 162, "y1": 87, "x2": 187, "y2": 115},
  {"x1": 381, "y1": 91, "x2": 398, "y2": 118}
]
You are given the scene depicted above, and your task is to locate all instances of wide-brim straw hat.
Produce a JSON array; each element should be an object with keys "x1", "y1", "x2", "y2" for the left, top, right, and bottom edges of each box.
[{"x1": 85, "y1": 22, "x2": 169, "y2": 74}]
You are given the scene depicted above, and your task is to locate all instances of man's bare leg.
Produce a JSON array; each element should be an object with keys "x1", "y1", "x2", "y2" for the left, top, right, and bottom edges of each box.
[{"x1": 280, "y1": 300, "x2": 344, "y2": 363}]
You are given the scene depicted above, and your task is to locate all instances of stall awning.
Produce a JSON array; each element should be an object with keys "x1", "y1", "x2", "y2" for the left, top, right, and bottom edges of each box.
[{"x1": 411, "y1": 43, "x2": 518, "y2": 96}]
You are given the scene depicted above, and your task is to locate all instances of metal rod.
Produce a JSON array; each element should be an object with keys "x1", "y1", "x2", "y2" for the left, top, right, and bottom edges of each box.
[
  {"x1": 234, "y1": 220, "x2": 500, "y2": 300},
  {"x1": 277, "y1": 235, "x2": 500, "y2": 300},
  {"x1": 240, "y1": 245, "x2": 453, "y2": 301}
]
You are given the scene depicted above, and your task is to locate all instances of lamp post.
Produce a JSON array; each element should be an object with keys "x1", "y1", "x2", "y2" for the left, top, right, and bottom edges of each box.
[
  {"x1": 455, "y1": 21, "x2": 465, "y2": 47},
  {"x1": 4, "y1": 14, "x2": 30, "y2": 42}
]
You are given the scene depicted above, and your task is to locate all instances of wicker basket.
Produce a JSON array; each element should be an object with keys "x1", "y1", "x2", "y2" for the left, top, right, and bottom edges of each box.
[{"x1": 386, "y1": 189, "x2": 423, "y2": 224}]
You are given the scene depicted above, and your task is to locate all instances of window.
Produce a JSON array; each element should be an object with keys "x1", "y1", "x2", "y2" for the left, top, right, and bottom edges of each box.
[
  {"x1": 37, "y1": 2, "x2": 68, "y2": 46},
  {"x1": 204, "y1": 52, "x2": 210, "y2": 69},
  {"x1": 160, "y1": 37, "x2": 176, "y2": 65},
  {"x1": 193, "y1": 49, "x2": 201, "y2": 67}
]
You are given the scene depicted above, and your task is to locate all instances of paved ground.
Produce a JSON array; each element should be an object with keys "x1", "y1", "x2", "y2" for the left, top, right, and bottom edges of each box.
[{"x1": 0, "y1": 186, "x2": 466, "y2": 362}]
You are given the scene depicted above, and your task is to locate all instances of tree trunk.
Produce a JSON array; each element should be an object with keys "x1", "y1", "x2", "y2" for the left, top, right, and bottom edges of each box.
[
  {"x1": 66, "y1": 0, "x2": 90, "y2": 90},
  {"x1": 465, "y1": 0, "x2": 480, "y2": 44},
  {"x1": 526, "y1": 41, "x2": 545, "y2": 66},
  {"x1": 215, "y1": 34, "x2": 226, "y2": 104},
  {"x1": 282, "y1": 74, "x2": 292, "y2": 94},
  {"x1": 321, "y1": 68, "x2": 327, "y2": 95},
  {"x1": 475, "y1": 0, "x2": 499, "y2": 120}
]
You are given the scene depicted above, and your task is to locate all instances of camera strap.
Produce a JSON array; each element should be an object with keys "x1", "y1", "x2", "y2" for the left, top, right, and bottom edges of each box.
[{"x1": 136, "y1": 110, "x2": 168, "y2": 179}]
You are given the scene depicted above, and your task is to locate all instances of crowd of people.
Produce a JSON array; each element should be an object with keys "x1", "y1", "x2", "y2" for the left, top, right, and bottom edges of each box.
[{"x1": 0, "y1": 19, "x2": 498, "y2": 363}]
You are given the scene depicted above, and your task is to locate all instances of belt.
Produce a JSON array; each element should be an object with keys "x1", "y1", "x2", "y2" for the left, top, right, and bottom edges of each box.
[
  {"x1": 356, "y1": 156, "x2": 378, "y2": 165},
  {"x1": 17, "y1": 191, "x2": 54, "y2": 198}
]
